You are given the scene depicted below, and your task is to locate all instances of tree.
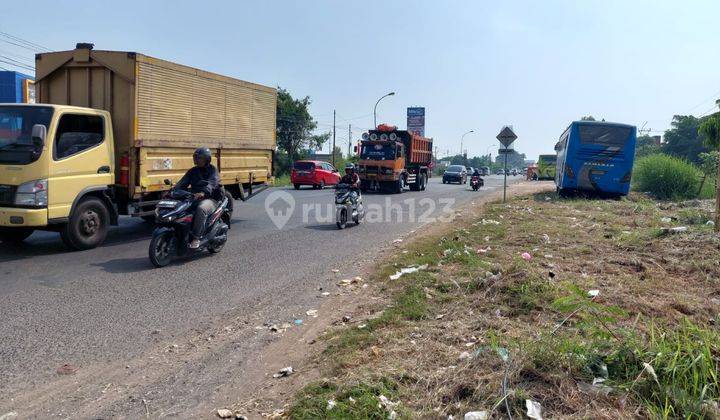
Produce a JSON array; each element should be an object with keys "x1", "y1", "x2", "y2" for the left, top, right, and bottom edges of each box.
[
  {"x1": 635, "y1": 134, "x2": 661, "y2": 159},
  {"x1": 698, "y1": 102, "x2": 720, "y2": 230},
  {"x1": 494, "y1": 150, "x2": 526, "y2": 168},
  {"x1": 662, "y1": 115, "x2": 708, "y2": 164},
  {"x1": 276, "y1": 87, "x2": 330, "y2": 165}
]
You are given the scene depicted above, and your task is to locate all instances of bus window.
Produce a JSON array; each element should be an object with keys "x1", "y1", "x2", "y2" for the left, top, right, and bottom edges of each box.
[{"x1": 579, "y1": 125, "x2": 632, "y2": 147}]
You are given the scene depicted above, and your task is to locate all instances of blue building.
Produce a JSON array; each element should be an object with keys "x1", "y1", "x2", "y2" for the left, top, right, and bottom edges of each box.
[{"x1": 0, "y1": 71, "x2": 35, "y2": 103}]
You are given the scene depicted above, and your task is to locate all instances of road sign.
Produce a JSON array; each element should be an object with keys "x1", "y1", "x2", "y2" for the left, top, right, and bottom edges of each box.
[
  {"x1": 497, "y1": 148, "x2": 514, "y2": 154},
  {"x1": 496, "y1": 126, "x2": 517, "y2": 148}
]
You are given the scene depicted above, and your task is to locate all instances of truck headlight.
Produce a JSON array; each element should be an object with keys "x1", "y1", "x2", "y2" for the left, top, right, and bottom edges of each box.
[
  {"x1": 15, "y1": 179, "x2": 48, "y2": 207},
  {"x1": 382, "y1": 167, "x2": 393, "y2": 175}
]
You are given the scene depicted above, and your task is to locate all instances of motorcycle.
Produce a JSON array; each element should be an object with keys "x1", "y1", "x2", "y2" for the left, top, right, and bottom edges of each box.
[
  {"x1": 148, "y1": 186, "x2": 231, "y2": 267},
  {"x1": 335, "y1": 183, "x2": 365, "y2": 229},
  {"x1": 470, "y1": 175, "x2": 483, "y2": 191}
]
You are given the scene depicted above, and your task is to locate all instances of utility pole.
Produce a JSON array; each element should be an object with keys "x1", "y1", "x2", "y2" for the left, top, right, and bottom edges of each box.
[
  {"x1": 332, "y1": 110, "x2": 336, "y2": 166},
  {"x1": 348, "y1": 124, "x2": 352, "y2": 157}
]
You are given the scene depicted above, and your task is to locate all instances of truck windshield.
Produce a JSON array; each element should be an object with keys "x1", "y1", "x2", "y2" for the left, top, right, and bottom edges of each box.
[
  {"x1": 361, "y1": 143, "x2": 396, "y2": 160},
  {"x1": 0, "y1": 106, "x2": 54, "y2": 165}
]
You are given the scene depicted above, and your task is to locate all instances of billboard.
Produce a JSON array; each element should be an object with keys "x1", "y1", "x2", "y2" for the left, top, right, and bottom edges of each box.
[{"x1": 407, "y1": 107, "x2": 425, "y2": 137}]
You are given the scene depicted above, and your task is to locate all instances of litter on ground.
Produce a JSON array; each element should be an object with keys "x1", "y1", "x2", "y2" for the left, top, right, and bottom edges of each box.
[{"x1": 389, "y1": 264, "x2": 428, "y2": 280}]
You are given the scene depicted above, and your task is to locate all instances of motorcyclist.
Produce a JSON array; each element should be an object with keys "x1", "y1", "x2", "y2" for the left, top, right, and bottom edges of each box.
[
  {"x1": 174, "y1": 147, "x2": 221, "y2": 249},
  {"x1": 339, "y1": 163, "x2": 360, "y2": 205},
  {"x1": 471, "y1": 168, "x2": 480, "y2": 177}
]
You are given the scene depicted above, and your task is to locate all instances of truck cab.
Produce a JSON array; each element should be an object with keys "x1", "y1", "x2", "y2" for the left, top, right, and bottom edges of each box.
[{"x1": 0, "y1": 103, "x2": 116, "y2": 248}]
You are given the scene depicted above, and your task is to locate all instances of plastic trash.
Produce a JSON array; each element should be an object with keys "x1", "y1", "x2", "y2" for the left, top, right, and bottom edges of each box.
[
  {"x1": 272, "y1": 366, "x2": 294, "y2": 378},
  {"x1": 525, "y1": 399, "x2": 543, "y2": 419},
  {"x1": 389, "y1": 264, "x2": 428, "y2": 280},
  {"x1": 588, "y1": 290, "x2": 600, "y2": 298},
  {"x1": 521, "y1": 252, "x2": 532, "y2": 261},
  {"x1": 464, "y1": 412, "x2": 488, "y2": 420}
]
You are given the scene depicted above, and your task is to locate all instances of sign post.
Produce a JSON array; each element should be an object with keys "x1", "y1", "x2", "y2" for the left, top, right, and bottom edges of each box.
[{"x1": 496, "y1": 126, "x2": 517, "y2": 203}]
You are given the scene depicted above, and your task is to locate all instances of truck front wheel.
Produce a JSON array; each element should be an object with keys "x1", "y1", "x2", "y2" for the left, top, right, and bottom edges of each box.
[
  {"x1": 0, "y1": 227, "x2": 34, "y2": 244},
  {"x1": 61, "y1": 197, "x2": 110, "y2": 250}
]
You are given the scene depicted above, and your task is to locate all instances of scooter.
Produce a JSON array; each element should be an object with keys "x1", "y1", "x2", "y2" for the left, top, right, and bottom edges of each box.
[
  {"x1": 148, "y1": 184, "x2": 231, "y2": 267},
  {"x1": 470, "y1": 175, "x2": 483, "y2": 191},
  {"x1": 335, "y1": 183, "x2": 365, "y2": 229}
]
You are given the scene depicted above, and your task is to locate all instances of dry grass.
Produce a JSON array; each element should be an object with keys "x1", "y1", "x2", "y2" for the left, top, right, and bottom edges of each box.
[{"x1": 289, "y1": 193, "x2": 720, "y2": 419}]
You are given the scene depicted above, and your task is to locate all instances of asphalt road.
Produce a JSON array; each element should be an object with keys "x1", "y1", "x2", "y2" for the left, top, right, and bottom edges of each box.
[{"x1": 0, "y1": 175, "x2": 522, "y2": 417}]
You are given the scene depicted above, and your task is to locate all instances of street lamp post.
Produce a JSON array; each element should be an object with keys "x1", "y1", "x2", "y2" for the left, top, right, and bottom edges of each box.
[
  {"x1": 373, "y1": 92, "x2": 395, "y2": 128},
  {"x1": 460, "y1": 130, "x2": 474, "y2": 164}
]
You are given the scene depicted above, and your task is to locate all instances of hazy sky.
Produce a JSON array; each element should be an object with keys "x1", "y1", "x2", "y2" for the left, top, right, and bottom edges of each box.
[{"x1": 2, "y1": 1, "x2": 719, "y2": 160}]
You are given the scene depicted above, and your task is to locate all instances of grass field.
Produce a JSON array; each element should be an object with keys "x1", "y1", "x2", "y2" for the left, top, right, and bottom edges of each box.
[{"x1": 289, "y1": 192, "x2": 720, "y2": 419}]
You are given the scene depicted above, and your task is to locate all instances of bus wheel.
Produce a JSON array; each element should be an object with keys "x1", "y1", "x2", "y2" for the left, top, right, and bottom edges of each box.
[{"x1": 61, "y1": 197, "x2": 110, "y2": 250}]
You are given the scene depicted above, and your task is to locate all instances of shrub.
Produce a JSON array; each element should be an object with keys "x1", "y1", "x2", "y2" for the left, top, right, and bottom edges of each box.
[{"x1": 632, "y1": 154, "x2": 702, "y2": 200}]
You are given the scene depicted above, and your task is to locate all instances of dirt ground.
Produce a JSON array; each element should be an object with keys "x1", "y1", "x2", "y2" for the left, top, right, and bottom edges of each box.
[
  {"x1": 227, "y1": 181, "x2": 556, "y2": 418},
  {"x1": 238, "y1": 186, "x2": 720, "y2": 419}
]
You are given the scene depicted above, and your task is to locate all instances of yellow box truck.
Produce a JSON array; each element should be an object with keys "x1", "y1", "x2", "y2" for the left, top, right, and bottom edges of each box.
[{"x1": 0, "y1": 43, "x2": 275, "y2": 249}]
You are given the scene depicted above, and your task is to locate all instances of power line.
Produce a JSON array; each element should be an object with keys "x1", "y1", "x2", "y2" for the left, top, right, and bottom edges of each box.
[
  {"x1": 0, "y1": 31, "x2": 51, "y2": 52},
  {"x1": 0, "y1": 58, "x2": 34, "y2": 72},
  {"x1": 0, "y1": 55, "x2": 34, "y2": 70}
]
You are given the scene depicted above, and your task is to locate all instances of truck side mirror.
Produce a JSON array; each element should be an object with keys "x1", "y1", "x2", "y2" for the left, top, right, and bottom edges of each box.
[
  {"x1": 353, "y1": 145, "x2": 357, "y2": 153},
  {"x1": 164, "y1": 179, "x2": 172, "y2": 185},
  {"x1": 31, "y1": 124, "x2": 47, "y2": 147}
]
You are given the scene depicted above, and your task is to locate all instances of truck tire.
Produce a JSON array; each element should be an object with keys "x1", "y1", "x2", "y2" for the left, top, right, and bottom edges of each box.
[
  {"x1": 60, "y1": 197, "x2": 110, "y2": 250},
  {"x1": 0, "y1": 227, "x2": 34, "y2": 244},
  {"x1": 395, "y1": 179, "x2": 403, "y2": 194},
  {"x1": 420, "y1": 173, "x2": 427, "y2": 191}
]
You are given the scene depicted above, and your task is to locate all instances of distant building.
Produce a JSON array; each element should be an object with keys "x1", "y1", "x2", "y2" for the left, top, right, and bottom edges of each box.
[
  {"x1": 438, "y1": 158, "x2": 452, "y2": 168},
  {"x1": 0, "y1": 71, "x2": 35, "y2": 103},
  {"x1": 651, "y1": 135, "x2": 661, "y2": 146}
]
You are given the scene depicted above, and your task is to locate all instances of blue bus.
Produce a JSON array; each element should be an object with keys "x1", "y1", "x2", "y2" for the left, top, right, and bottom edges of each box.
[{"x1": 554, "y1": 121, "x2": 637, "y2": 196}]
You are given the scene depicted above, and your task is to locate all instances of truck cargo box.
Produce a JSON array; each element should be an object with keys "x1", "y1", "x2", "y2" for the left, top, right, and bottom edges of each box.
[{"x1": 34, "y1": 45, "x2": 276, "y2": 198}]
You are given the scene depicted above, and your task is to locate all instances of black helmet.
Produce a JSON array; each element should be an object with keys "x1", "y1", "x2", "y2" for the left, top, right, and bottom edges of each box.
[
  {"x1": 344, "y1": 163, "x2": 355, "y2": 173},
  {"x1": 193, "y1": 147, "x2": 211, "y2": 166}
]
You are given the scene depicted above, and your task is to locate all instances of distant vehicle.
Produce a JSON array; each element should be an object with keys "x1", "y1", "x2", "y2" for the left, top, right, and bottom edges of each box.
[
  {"x1": 536, "y1": 154, "x2": 557, "y2": 180},
  {"x1": 555, "y1": 121, "x2": 637, "y2": 196},
  {"x1": 496, "y1": 169, "x2": 504, "y2": 175},
  {"x1": 470, "y1": 174, "x2": 483, "y2": 191},
  {"x1": 480, "y1": 166, "x2": 490, "y2": 176},
  {"x1": 443, "y1": 165, "x2": 467, "y2": 184},
  {"x1": 511, "y1": 168, "x2": 518, "y2": 176},
  {"x1": 526, "y1": 164, "x2": 538, "y2": 180},
  {"x1": 291, "y1": 160, "x2": 340, "y2": 189},
  {"x1": 357, "y1": 124, "x2": 433, "y2": 193}
]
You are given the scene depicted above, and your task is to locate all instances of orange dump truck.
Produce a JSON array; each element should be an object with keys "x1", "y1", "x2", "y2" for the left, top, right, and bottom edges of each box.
[{"x1": 357, "y1": 124, "x2": 433, "y2": 193}]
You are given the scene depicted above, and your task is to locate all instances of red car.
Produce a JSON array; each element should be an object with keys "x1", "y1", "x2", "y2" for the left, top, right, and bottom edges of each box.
[{"x1": 291, "y1": 160, "x2": 341, "y2": 189}]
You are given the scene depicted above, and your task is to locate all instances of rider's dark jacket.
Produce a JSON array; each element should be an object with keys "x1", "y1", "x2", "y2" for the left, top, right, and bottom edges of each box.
[
  {"x1": 176, "y1": 164, "x2": 221, "y2": 199},
  {"x1": 340, "y1": 172, "x2": 360, "y2": 185}
]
